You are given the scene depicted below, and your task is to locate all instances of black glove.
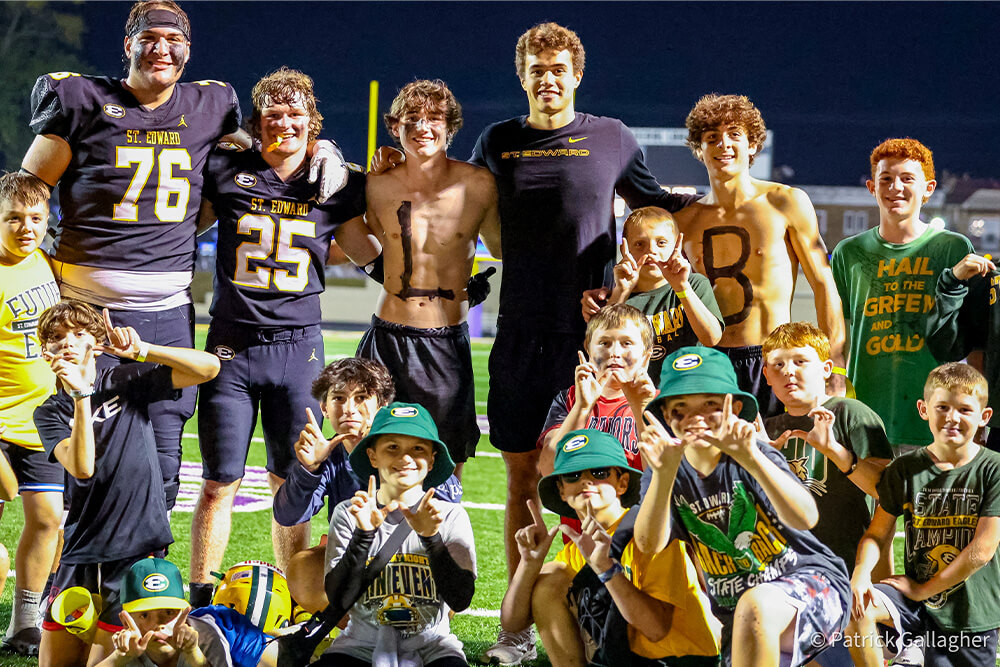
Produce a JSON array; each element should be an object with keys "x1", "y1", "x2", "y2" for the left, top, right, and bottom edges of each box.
[
  {"x1": 276, "y1": 611, "x2": 339, "y2": 667},
  {"x1": 467, "y1": 266, "x2": 496, "y2": 308},
  {"x1": 362, "y1": 254, "x2": 385, "y2": 284}
]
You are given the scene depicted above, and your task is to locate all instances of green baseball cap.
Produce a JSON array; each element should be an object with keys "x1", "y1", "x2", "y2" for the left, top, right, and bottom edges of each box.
[
  {"x1": 647, "y1": 347, "x2": 758, "y2": 422},
  {"x1": 538, "y1": 429, "x2": 642, "y2": 518},
  {"x1": 350, "y1": 402, "x2": 455, "y2": 490},
  {"x1": 121, "y1": 557, "x2": 188, "y2": 613}
]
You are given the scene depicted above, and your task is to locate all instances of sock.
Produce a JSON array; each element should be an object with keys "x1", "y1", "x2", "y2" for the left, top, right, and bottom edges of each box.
[
  {"x1": 189, "y1": 582, "x2": 215, "y2": 609},
  {"x1": 7, "y1": 589, "x2": 42, "y2": 636}
]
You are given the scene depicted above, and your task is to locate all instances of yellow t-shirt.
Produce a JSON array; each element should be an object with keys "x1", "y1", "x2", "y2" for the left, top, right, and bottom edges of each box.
[
  {"x1": 555, "y1": 518, "x2": 721, "y2": 659},
  {"x1": 0, "y1": 251, "x2": 60, "y2": 450}
]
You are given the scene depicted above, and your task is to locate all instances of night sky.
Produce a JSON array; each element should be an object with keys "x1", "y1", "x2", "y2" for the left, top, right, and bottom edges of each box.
[{"x1": 75, "y1": 1, "x2": 1000, "y2": 186}]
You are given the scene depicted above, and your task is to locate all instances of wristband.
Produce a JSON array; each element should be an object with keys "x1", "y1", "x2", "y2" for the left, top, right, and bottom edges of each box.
[
  {"x1": 675, "y1": 290, "x2": 688, "y2": 299},
  {"x1": 845, "y1": 450, "x2": 859, "y2": 474},
  {"x1": 832, "y1": 366, "x2": 847, "y2": 376},
  {"x1": 68, "y1": 386, "x2": 95, "y2": 400},
  {"x1": 597, "y1": 560, "x2": 623, "y2": 583},
  {"x1": 135, "y1": 342, "x2": 150, "y2": 363}
]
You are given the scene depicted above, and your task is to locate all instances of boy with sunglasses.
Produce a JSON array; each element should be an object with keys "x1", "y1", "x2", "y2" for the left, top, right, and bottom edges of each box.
[{"x1": 501, "y1": 429, "x2": 720, "y2": 666}]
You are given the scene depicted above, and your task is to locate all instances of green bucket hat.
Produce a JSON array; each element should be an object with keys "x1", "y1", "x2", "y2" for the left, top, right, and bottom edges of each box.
[
  {"x1": 350, "y1": 402, "x2": 455, "y2": 490},
  {"x1": 647, "y1": 347, "x2": 758, "y2": 422},
  {"x1": 538, "y1": 429, "x2": 642, "y2": 518},
  {"x1": 121, "y1": 557, "x2": 188, "y2": 613}
]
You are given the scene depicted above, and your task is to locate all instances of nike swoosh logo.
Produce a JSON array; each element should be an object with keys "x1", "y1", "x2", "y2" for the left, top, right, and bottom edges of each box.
[{"x1": 568, "y1": 136, "x2": 588, "y2": 143}]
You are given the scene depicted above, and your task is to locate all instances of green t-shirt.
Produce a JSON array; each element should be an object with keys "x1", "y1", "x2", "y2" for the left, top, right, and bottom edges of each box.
[
  {"x1": 877, "y1": 446, "x2": 1000, "y2": 632},
  {"x1": 831, "y1": 226, "x2": 973, "y2": 447},
  {"x1": 625, "y1": 273, "x2": 724, "y2": 384},
  {"x1": 764, "y1": 396, "x2": 893, "y2": 571}
]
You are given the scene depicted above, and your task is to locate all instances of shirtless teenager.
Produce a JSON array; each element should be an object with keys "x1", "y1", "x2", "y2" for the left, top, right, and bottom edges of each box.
[
  {"x1": 674, "y1": 94, "x2": 845, "y2": 417},
  {"x1": 358, "y1": 80, "x2": 500, "y2": 478}
]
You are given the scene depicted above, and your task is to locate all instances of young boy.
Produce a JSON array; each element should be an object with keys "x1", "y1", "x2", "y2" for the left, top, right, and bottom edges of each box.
[
  {"x1": 0, "y1": 171, "x2": 63, "y2": 655},
  {"x1": 847, "y1": 363, "x2": 1000, "y2": 667},
  {"x1": 319, "y1": 402, "x2": 476, "y2": 666},
  {"x1": 762, "y1": 322, "x2": 893, "y2": 570},
  {"x1": 538, "y1": 304, "x2": 659, "y2": 478},
  {"x1": 673, "y1": 94, "x2": 845, "y2": 416},
  {"x1": 503, "y1": 428, "x2": 720, "y2": 667},
  {"x1": 589, "y1": 206, "x2": 724, "y2": 384},
  {"x1": 636, "y1": 347, "x2": 851, "y2": 667},
  {"x1": 33, "y1": 301, "x2": 220, "y2": 666},
  {"x1": 273, "y1": 358, "x2": 462, "y2": 611},
  {"x1": 100, "y1": 557, "x2": 271, "y2": 667},
  {"x1": 832, "y1": 138, "x2": 974, "y2": 455},
  {"x1": 358, "y1": 79, "x2": 500, "y2": 480}
]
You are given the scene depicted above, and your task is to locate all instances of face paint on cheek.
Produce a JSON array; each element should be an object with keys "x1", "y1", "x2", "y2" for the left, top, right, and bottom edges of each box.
[
  {"x1": 167, "y1": 43, "x2": 187, "y2": 68},
  {"x1": 590, "y1": 348, "x2": 609, "y2": 373}
]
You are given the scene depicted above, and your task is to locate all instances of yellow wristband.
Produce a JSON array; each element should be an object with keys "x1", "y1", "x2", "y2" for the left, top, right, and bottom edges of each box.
[
  {"x1": 135, "y1": 342, "x2": 150, "y2": 363},
  {"x1": 832, "y1": 366, "x2": 847, "y2": 376},
  {"x1": 675, "y1": 290, "x2": 688, "y2": 299}
]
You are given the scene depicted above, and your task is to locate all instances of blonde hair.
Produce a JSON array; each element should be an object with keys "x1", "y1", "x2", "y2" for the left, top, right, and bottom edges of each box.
[
  {"x1": 924, "y1": 363, "x2": 988, "y2": 405},
  {"x1": 584, "y1": 303, "x2": 653, "y2": 351},
  {"x1": 622, "y1": 207, "x2": 677, "y2": 245}
]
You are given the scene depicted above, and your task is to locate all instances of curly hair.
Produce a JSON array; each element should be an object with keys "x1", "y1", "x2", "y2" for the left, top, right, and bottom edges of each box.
[
  {"x1": 762, "y1": 321, "x2": 831, "y2": 362},
  {"x1": 311, "y1": 358, "x2": 395, "y2": 406},
  {"x1": 685, "y1": 94, "x2": 767, "y2": 164},
  {"x1": 37, "y1": 300, "x2": 105, "y2": 347},
  {"x1": 125, "y1": 1, "x2": 191, "y2": 39},
  {"x1": 384, "y1": 79, "x2": 463, "y2": 144},
  {"x1": 249, "y1": 67, "x2": 323, "y2": 143},
  {"x1": 0, "y1": 172, "x2": 51, "y2": 209},
  {"x1": 869, "y1": 138, "x2": 935, "y2": 181},
  {"x1": 514, "y1": 22, "x2": 585, "y2": 79}
]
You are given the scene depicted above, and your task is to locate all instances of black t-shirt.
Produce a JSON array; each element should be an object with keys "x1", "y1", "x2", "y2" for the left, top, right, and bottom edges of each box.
[
  {"x1": 29, "y1": 73, "x2": 242, "y2": 272},
  {"x1": 470, "y1": 113, "x2": 697, "y2": 333},
  {"x1": 203, "y1": 150, "x2": 366, "y2": 327},
  {"x1": 34, "y1": 364, "x2": 176, "y2": 563}
]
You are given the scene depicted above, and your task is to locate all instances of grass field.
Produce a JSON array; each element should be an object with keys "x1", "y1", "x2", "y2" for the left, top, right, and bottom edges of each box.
[{"x1": 0, "y1": 327, "x2": 912, "y2": 666}]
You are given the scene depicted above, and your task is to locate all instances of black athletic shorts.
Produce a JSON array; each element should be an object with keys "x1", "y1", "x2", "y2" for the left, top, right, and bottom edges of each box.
[
  {"x1": 357, "y1": 316, "x2": 479, "y2": 463},
  {"x1": 488, "y1": 323, "x2": 581, "y2": 453},
  {"x1": 872, "y1": 583, "x2": 998, "y2": 667},
  {"x1": 717, "y1": 345, "x2": 782, "y2": 419},
  {"x1": 199, "y1": 322, "x2": 325, "y2": 482},
  {"x1": 0, "y1": 440, "x2": 64, "y2": 493}
]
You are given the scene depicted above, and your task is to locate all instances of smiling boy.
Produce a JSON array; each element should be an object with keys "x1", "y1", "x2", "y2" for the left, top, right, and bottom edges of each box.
[
  {"x1": 673, "y1": 95, "x2": 845, "y2": 417},
  {"x1": 189, "y1": 67, "x2": 377, "y2": 609},
  {"x1": 0, "y1": 171, "x2": 62, "y2": 656},
  {"x1": 319, "y1": 403, "x2": 476, "y2": 667},
  {"x1": 358, "y1": 79, "x2": 500, "y2": 480},
  {"x1": 502, "y1": 429, "x2": 720, "y2": 667},
  {"x1": 832, "y1": 139, "x2": 973, "y2": 455},
  {"x1": 635, "y1": 347, "x2": 850, "y2": 667},
  {"x1": 846, "y1": 363, "x2": 1000, "y2": 666}
]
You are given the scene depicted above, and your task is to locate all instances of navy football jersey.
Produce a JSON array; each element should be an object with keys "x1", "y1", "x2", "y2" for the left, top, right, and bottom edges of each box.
[
  {"x1": 34, "y1": 364, "x2": 176, "y2": 563},
  {"x1": 29, "y1": 73, "x2": 242, "y2": 273},
  {"x1": 204, "y1": 150, "x2": 366, "y2": 327}
]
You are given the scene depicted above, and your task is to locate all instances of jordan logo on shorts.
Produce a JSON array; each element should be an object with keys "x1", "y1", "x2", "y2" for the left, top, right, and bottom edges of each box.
[{"x1": 308, "y1": 348, "x2": 318, "y2": 362}]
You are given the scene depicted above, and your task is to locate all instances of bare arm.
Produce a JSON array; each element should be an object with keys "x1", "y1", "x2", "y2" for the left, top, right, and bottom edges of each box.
[
  {"x1": 602, "y1": 567, "x2": 675, "y2": 642},
  {"x1": 851, "y1": 506, "x2": 897, "y2": 618},
  {"x1": 332, "y1": 215, "x2": 381, "y2": 267},
  {"x1": 219, "y1": 128, "x2": 252, "y2": 151},
  {"x1": 782, "y1": 188, "x2": 846, "y2": 375},
  {"x1": 501, "y1": 501, "x2": 560, "y2": 631},
  {"x1": 196, "y1": 199, "x2": 217, "y2": 236},
  {"x1": 478, "y1": 174, "x2": 502, "y2": 259},
  {"x1": 54, "y1": 394, "x2": 96, "y2": 479},
  {"x1": 633, "y1": 413, "x2": 686, "y2": 556},
  {"x1": 21, "y1": 134, "x2": 72, "y2": 188},
  {"x1": 742, "y1": 445, "x2": 818, "y2": 530}
]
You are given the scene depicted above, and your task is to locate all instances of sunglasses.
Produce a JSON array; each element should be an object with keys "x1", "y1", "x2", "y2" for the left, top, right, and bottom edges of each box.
[{"x1": 559, "y1": 467, "x2": 616, "y2": 483}]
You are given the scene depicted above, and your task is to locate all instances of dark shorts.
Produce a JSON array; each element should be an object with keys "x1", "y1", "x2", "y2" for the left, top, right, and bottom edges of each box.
[
  {"x1": 721, "y1": 569, "x2": 847, "y2": 667},
  {"x1": 0, "y1": 440, "x2": 64, "y2": 493},
  {"x1": 871, "y1": 583, "x2": 999, "y2": 667},
  {"x1": 488, "y1": 324, "x2": 581, "y2": 453},
  {"x1": 199, "y1": 322, "x2": 325, "y2": 483},
  {"x1": 357, "y1": 316, "x2": 479, "y2": 463},
  {"x1": 42, "y1": 550, "x2": 166, "y2": 633},
  {"x1": 98, "y1": 304, "x2": 196, "y2": 510},
  {"x1": 717, "y1": 345, "x2": 782, "y2": 419}
]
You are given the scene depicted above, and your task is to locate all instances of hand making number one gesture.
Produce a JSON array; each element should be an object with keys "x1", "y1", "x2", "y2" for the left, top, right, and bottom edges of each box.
[{"x1": 98, "y1": 307, "x2": 145, "y2": 360}]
